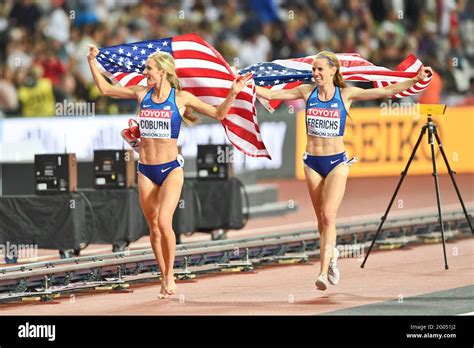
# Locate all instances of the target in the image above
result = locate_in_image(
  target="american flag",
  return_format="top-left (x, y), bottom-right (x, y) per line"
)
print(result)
top-left (240, 53), bottom-right (432, 112)
top-left (95, 33), bottom-right (271, 159)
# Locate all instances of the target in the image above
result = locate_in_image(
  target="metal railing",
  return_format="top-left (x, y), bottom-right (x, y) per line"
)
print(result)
top-left (0, 205), bottom-right (472, 302)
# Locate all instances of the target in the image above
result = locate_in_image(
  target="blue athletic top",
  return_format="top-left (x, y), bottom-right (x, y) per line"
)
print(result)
top-left (138, 87), bottom-right (182, 139)
top-left (305, 86), bottom-right (348, 138)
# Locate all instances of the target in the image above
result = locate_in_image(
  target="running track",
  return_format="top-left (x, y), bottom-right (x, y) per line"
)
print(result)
top-left (0, 174), bottom-right (472, 315)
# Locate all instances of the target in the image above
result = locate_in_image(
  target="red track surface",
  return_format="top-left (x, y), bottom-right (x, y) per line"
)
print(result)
top-left (0, 174), bottom-right (473, 314)
top-left (7, 173), bottom-right (472, 257)
top-left (0, 238), bottom-right (472, 315)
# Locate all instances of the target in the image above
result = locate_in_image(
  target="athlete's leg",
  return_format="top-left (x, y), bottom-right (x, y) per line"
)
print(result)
top-left (157, 167), bottom-right (184, 294)
top-left (138, 172), bottom-right (168, 298)
top-left (304, 165), bottom-right (325, 271)
top-left (318, 163), bottom-right (350, 276)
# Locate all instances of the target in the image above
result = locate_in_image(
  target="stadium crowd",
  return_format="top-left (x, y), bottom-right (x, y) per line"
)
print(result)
top-left (0, 0), bottom-right (472, 117)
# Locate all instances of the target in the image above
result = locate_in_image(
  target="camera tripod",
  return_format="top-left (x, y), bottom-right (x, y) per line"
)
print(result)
top-left (361, 107), bottom-right (473, 270)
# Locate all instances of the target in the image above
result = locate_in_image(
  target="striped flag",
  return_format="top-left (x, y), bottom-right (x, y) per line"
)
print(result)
top-left (240, 53), bottom-right (432, 112)
top-left (373, 54), bottom-right (431, 98)
top-left (95, 33), bottom-right (271, 159)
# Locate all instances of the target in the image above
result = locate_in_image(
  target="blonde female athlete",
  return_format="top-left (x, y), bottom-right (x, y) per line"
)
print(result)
top-left (256, 51), bottom-right (432, 291)
top-left (87, 45), bottom-right (252, 298)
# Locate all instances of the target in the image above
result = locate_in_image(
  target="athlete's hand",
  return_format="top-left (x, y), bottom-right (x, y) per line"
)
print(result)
top-left (128, 119), bottom-right (140, 139)
top-left (183, 106), bottom-right (194, 119)
top-left (231, 73), bottom-right (253, 96)
top-left (415, 66), bottom-right (433, 82)
top-left (87, 44), bottom-right (100, 61)
top-left (120, 128), bottom-right (140, 153)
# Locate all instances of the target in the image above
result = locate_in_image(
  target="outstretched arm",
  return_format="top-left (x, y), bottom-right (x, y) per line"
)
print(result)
top-left (87, 44), bottom-right (144, 99)
top-left (255, 84), bottom-right (307, 100)
top-left (347, 66), bottom-right (433, 102)
top-left (183, 73), bottom-right (253, 120)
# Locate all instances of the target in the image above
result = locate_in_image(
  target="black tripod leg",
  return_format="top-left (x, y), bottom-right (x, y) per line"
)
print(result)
top-left (429, 129), bottom-right (449, 270)
top-left (434, 132), bottom-right (474, 234)
top-left (361, 125), bottom-right (427, 268)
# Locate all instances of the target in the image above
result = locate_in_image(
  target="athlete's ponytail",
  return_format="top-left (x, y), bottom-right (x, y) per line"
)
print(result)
top-left (147, 51), bottom-right (199, 125)
top-left (333, 68), bottom-right (346, 89)
top-left (166, 72), bottom-right (181, 90)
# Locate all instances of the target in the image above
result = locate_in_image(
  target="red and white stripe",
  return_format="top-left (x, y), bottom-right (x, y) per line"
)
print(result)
top-left (373, 54), bottom-right (432, 98)
top-left (98, 33), bottom-right (271, 159)
top-left (260, 53), bottom-right (431, 111)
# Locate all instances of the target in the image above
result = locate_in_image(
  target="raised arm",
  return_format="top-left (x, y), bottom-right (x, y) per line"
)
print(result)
top-left (255, 84), bottom-right (307, 101)
top-left (182, 73), bottom-right (253, 120)
top-left (346, 66), bottom-right (433, 102)
top-left (87, 44), bottom-right (144, 99)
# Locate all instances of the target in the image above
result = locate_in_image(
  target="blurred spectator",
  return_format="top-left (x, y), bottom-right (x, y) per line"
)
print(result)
top-left (458, 0), bottom-right (473, 58)
top-left (6, 28), bottom-right (33, 71)
top-left (43, 0), bottom-right (70, 45)
top-left (2, 0), bottom-right (472, 117)
top-left (8, 0), bottom-right (41, 33)
top-left (0, 64), bottom-right (19, 116)
top-left (17, 65), bottom-right (55, 117)
top-left (249, 0), bottom-right (280, 38)
top-left (238, 17), bottom-right (271, 67)
top-left (34, 44), bottom-right (67, 86)
top-left (377, 9), bottom-right (406, 66)
top-left (71, 23), bottom-right (106, 87)
top-left (53, 73), bottom-right (78, 105)
top-left (73, 0), bottom-right (100, 27)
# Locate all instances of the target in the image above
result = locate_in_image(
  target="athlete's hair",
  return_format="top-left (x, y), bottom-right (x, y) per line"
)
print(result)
top-left (314, 51), bottom-right (347, 88)
top-left (148, 51), bottom-right (181, 90)
top-left (147, 51), bottom-right (199, 125)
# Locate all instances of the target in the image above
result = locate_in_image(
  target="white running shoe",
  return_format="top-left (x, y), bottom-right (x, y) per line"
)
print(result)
top-left (315, 274), bottom-right (329, 291)
top-left (328, 247), bottom-right (340, 285)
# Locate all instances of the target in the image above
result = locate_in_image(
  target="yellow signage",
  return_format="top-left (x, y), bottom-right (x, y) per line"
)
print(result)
top-left (296, 106), bottom-right (474, 178)
top-left (418, 104), bottom-right (447, 116)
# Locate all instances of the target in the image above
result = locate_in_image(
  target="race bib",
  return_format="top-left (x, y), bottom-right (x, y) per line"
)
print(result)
top-left (138, 109), bottom-right (172, 138)
top-left (306, 107), bottom-right (341, 138)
